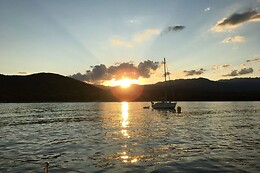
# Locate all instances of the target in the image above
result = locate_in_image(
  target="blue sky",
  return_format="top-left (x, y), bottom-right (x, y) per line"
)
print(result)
top-left (0, 0), bottom-right (259, 84)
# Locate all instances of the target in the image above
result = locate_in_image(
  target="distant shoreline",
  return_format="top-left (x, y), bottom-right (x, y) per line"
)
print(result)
top-left (1, 73), bottom-right (259, 102)
top-left (1, 100), bottom-right (260, 104)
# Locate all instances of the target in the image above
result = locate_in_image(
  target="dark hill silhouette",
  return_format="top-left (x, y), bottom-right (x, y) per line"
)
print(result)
top-left (0, 73), bottom-right (106, 102)
top-left (139, 77), bottom-right (260, 101)
top-left (0, 73), bottom-right (259, 102)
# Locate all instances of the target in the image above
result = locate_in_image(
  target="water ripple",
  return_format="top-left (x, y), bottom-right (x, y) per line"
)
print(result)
top-left (0, 102), bottom-right (259, 172)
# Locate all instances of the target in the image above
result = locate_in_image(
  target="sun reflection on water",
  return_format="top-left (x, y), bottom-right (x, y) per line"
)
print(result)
top-left (121, 102), bottom-right (130, 138)
top-left (121, 102), bottom-right (128, 125)
top-left (120, 102), bottom-right (139, 163)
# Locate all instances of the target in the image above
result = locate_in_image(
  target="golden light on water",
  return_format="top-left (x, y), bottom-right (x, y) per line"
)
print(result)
top-left (131, 158), bottom-right (138, 163)
top-left (119, 151), bottom-right (139, 163)
top-left (121, 151), bottom-right (128, 163)
top-left (121, 102), bottom-right (129, 128)
top-left (122, 121), bottom-right (129, 127)
top-left (120, 102), bottom-right (139, 164)
top-left (121, 102), bottom-right (130, 138)
top-left (121, 129), bottom-right (130, 138)
top-left (121, 155), bottom-right (129, 159)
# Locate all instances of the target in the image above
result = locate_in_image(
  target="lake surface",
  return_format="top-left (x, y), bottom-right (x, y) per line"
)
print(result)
top-left (0, 102), bottom-right (259, 173)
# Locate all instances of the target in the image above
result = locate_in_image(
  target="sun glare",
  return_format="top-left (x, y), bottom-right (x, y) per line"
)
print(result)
top-left (115, 78), bottom-right (137, 88)
top-left (103, 77), bottom-right (141, 88)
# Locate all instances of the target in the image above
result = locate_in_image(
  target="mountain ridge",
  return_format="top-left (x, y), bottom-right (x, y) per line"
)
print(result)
top-left (0, 73), bottom-right (106, 102)
top-left (0, 73), bottom-right (259, 102)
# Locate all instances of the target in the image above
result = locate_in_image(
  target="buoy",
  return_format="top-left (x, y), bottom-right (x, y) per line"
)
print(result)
top-left (177, 106), bottom-right (181, 113)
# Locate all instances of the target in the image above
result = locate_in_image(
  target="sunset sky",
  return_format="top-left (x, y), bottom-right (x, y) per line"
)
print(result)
top-left (0, 0), bottom-right (260, 85)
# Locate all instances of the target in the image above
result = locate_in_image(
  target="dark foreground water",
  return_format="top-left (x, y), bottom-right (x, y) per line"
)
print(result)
top-left (0, 102), bottom-right (259, 173)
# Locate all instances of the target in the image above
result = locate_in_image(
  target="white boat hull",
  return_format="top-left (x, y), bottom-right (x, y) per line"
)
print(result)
top-left (151, 101), bottom-right (176, 110)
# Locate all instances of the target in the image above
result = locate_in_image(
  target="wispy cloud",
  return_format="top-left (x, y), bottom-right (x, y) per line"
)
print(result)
top-left (69, 60), bottom-right (160, 83)
top-left (223, 67), bottom-right (254, 77)
top-left (111, 38), bottom-right (133, 48)
top-left (211, 64), bottom-right (230, 70)
top-left (127, 19), bottom-right (142, 25)
top-left (211, 65), bottom-right (218, 70)
top-left (222, 64), bottom-right (231, 68)
top-left (161, 25), bottom-right (185, 35)
top-left (111, 38), bottom-right (123, 45)
top-left (183, 68), bottom-right (206, 76)
top-left (168, 25), bottom-right (185, 31)
top-left (246, 56), bottom-right (260, 63)
top-left (212, 9), bottom-right (260, 32)
top-left (18, 72), bottom-right (28, 74)
top-left (126, 16), bottom-right (146, 25)
top-left (133, 29), bottom-right (160, 42)
top-left (128, 19), bottom-right (139, 24)
top-left (222, 35), bottom-right (245, 43)
top-left (204, 7), bottom-right (211, 12)
top-left (111, 28), bottom-right (159, 48)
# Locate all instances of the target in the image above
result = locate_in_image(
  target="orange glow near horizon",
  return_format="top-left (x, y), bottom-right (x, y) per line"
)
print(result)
top-left (104, 78), bottom-right (139, 88)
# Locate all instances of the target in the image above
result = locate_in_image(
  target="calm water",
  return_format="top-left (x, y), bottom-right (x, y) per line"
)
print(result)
top-left (0, 102), bottom-right (259, 173)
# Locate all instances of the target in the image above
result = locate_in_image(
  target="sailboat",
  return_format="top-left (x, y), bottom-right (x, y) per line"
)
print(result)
top-left (151, 58), bottom-right (177, 110)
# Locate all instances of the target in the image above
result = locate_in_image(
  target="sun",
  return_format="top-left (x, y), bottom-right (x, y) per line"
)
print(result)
top-left (115, 78), bottom-right (137, 88)
top-left (103, 78), bottom-right (141, 88)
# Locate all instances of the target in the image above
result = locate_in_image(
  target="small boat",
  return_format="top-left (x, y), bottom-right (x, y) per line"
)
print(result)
top-left (143, 106), bottom-right (150, 109)
top-left (151, 58), bottom-right (177, 110)
top-left (151, 101), bottom-right (176, 109)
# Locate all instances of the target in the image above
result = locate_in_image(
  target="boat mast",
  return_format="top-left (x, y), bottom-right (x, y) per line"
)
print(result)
top-left (163, 58), bottom-right (168, 101)
top-left (163, 58), bottom-right (166, 82)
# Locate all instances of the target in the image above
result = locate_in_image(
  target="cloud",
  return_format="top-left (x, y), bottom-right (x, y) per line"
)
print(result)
top-left (222, 64), bottom-right (231, 68)
top-left (239, 67), bottom-right (254, 75)
top-left (90, 64), bottom-right (109, 81)
top-left (70, 64), bottom-right (108, 82)
top-left (69, 60), bottom-right (160, 83)
top-left (111, 38), bottom-right (133, 48)
top-left (126, 17), bottom-right (144, 25)
top-left (223, 67), bottom-right (254, 76)
top-left (204, 7), bottom-right (211, 12)
top-left (240, 64), bottom-right (246, 68)
top-left (161, 25), bottom-right (185, 35)
top-left (69, 72), bottom-right (88, 81)
top-left (107, 62), bottom-right (139, 80)
top-left (169, 25), bottom-right (185, 31)
top-left (111, 28), bottom-right (159, 47)
top-left (246, 56), bottom-right (260, 62)
top-left (127, 19), bottom-right (141, 25)
top-left (126, 17), bottom-right (145, 25)
top-left (211, 64), bottom-right (230, 70)
top-left (211, 65), bottom-right (218, 70)
top-left (222, 36), bottom-right (245, 43)
top-left (212, 9), bottom-right (260, 32)
top-left (183, 68), bottom-right (206, 76)
top-left (133, 29), bottom-right (160, 42)
top-left (223, 70), bottom-right (239, 77)
top-left (111, 38), bottom-right (123, 45)
top-left (18, 72), bottom-right (28, 74)
top-left (138, 60), bottom-right (160, 78)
